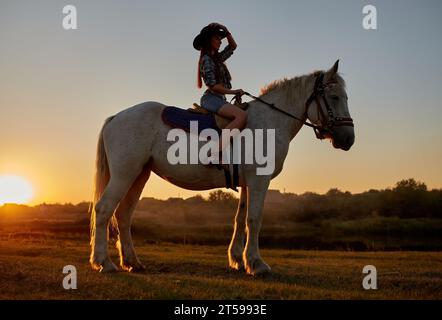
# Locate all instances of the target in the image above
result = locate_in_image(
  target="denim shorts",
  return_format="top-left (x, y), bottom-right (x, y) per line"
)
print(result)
top-left (200, 93), bottom-right (227, 113)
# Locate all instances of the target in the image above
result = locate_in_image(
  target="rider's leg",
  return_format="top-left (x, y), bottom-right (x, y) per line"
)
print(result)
top-left (216, 103), bottom-right (247, 152)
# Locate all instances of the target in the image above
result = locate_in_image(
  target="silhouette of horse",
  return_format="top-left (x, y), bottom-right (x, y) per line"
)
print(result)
top-left (89, 60), bottom-right (354, 275)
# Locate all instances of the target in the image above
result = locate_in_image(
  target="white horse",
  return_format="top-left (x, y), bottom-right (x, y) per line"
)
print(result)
top-left (89, 60), bottom-right (354, 275)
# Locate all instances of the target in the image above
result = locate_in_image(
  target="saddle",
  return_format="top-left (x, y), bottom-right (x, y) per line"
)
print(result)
top-left (161, 101), bottom-right (249, 192)
top-left (161, 102), bottom-right (249, 132)
top-left (187, 102), bottom-right (249, 130)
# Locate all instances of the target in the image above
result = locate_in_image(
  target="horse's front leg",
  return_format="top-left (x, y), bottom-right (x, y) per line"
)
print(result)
top-left (243, 178), bottom-right (271, 276)
top-left (228, 186), bottom-right (247, 270)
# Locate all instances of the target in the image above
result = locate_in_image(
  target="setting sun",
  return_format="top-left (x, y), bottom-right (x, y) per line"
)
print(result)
top-left (0, 174), bottom-right (34, 206)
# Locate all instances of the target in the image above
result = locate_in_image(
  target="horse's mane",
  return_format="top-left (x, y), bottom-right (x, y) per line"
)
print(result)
top-left (259, 71), bottom-right (346, 105)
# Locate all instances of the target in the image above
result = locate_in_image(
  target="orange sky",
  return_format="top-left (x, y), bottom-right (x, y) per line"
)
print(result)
top-left (1, 1), bottom-right (441, 205)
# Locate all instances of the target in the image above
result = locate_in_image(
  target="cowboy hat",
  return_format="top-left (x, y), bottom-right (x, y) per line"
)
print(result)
top-left (193, 25), bottom-right (229, 51)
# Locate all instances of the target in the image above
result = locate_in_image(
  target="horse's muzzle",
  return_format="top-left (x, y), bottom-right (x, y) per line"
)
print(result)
top-left (331, 127), bottom-right (355, 151)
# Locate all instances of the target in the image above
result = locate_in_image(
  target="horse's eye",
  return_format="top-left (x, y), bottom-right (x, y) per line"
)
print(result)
top-left (331, 96), bottom-right (339, 101)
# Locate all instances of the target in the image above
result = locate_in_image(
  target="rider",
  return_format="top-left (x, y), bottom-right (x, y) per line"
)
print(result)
top-left (194, 23), bottom-right (247, 161)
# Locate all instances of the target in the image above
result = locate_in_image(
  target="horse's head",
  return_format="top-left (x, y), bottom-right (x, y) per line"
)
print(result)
top-left (306, 60), bottom-right (355, 151)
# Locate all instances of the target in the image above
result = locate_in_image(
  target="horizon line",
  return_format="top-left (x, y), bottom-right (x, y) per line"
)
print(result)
top-left (2, 181), bottom-right (440, 208)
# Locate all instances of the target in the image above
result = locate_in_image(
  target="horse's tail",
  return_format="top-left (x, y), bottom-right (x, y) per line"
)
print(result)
top-left (89, 115), bottom-right (115, 244)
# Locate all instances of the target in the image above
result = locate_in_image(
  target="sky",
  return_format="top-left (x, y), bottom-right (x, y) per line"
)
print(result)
top-left (0, 0), bottom-right (441, 205)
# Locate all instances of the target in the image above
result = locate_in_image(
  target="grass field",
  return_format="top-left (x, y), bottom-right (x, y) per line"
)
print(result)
top-left (1, 238), bottom-right (441, 299)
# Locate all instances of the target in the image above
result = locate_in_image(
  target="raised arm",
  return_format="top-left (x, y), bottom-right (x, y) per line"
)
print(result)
top-left (209, 23), bottom-right (237, 61)
top-left (225, 32), bottom-right (237, 50)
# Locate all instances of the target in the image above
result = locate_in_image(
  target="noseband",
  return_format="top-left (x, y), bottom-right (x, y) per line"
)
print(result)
top-left (305, 72), bottom-right (354, 139)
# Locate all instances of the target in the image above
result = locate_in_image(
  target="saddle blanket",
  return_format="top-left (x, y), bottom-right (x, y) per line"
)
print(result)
top-left (161, 106), bottom-right (239, 192)
top-left (161, 106), bottom-right (220, 134)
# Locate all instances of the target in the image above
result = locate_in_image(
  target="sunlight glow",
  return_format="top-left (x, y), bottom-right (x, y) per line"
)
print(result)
top-left (0, 174), bottom-right (34, 205)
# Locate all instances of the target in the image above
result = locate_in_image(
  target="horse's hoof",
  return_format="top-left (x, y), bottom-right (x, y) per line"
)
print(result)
top-left (245, 258), bottom-right (271, 276)
top-left (122, 261), bottom-right (146, 273)
top-left (228, 255), bottom-right (245, 271)
top-left (128, 264), bottom-right (146, 273)
top-left (90, 261), bottom-right (101, 271)
top-left (229, 261), bottom-right (244, 271)
top-left (99, 260), bottom-right (119, 273)
top-left (129, 266), bottom-right (145, 273)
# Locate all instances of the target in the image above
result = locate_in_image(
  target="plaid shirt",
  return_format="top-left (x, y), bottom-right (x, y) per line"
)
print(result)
top-left (200, 45), bottom-right (235, 95)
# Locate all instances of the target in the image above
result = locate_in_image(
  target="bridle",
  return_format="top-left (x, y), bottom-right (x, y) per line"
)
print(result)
top-left (304, 72), bottom-right (354, 139)
top-left (233, 72), bottom-right (354, 140)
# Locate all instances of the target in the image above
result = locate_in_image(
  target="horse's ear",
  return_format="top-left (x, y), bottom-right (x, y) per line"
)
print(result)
top-left (330, 59), bottom-right (339, 74)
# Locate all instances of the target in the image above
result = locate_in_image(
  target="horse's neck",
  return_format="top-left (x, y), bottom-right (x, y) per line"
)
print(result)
top-left (248, 74), bottom-right (315, 141)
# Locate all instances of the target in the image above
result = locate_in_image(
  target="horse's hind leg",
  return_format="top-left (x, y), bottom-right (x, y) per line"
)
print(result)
top-left (91, 170), bottom-right (142, 272)
top-left (228, 186), bottom-right (247, 270)
top-left (114, 166), bottom-right (151, 272)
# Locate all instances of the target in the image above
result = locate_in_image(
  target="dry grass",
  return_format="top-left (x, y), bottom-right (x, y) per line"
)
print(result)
top-left (0, 238), bottom-right (441, 299)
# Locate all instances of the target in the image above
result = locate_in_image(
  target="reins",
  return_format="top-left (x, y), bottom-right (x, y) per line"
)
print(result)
top-left (241, 92), bottom-right (319, 130)
top-left (232, 72), bottom-right (354, 140)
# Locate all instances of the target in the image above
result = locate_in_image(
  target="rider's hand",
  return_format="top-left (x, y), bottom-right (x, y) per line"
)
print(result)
top-left (234, 89), bottom-right (245, 96)
top-left (209, 22), bottom-right (229, 33)
top-left (219, 24), bottom-right (229, 33)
